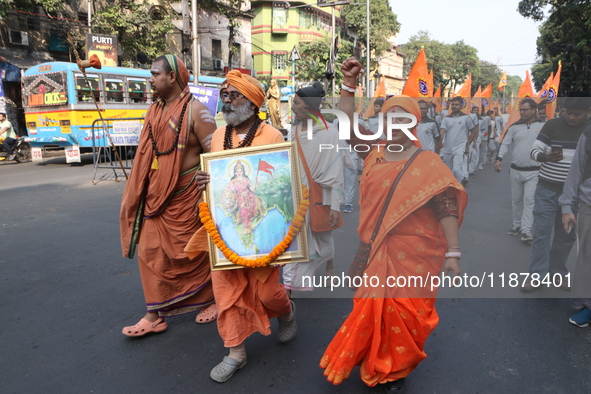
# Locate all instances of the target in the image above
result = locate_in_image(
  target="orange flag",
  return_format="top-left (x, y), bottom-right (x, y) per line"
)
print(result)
top-left (500, 70), bottom-right (536, 141)
top-left (546, 61), bottom-right (561, 119)
top-left (356, 84), bottom-right (364, 115)
top-left (498, 70), bottom-right (508, 91)
top-left (538, 72), bottom-right (554, 98)
top-left (434, 85), bottom-right (442, 113)
top-left (454, 73), bottom-right (472, 113)
top-left (480, 83), bottom-right (492, 111)
top-left (362, 78), bottom-right (386, 119)
top-left (402, 47), bottom-right (430, 98)
top-left (427, 70), bottom-right (434, 98)
top-left (472, 85), bottom-right (482, 110)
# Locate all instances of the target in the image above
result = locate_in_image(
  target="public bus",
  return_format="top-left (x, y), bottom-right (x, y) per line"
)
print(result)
top-left (22, 62), bottom-right (225, 150)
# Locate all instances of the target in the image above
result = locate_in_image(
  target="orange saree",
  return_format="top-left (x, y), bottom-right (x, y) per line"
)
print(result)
top-left (120, 88), bottom-right (213, 317)
top-left (320, 149), bottom-right (467, 386)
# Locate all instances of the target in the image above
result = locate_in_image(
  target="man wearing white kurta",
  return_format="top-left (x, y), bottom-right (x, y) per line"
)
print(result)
top-left (283, 82), bottom-right (344, 293)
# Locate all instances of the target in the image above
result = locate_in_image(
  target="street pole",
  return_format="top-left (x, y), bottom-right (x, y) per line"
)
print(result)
top-left (87, 0), bottom-right (92, 33)
top-left (191, 0), bottom-right (200, 80)
top-left (331, 5), bottom-right (336, 103)
top-left (366, 0), bottom-right (370, 97)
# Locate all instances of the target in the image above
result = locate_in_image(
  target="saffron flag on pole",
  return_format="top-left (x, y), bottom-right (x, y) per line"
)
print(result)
top-left (453, 73), bottom-right (472, 113)
top-left (258, 159), bottom-right (275, 177)
top-left (402, 47), bottom-right (430, 98)
top-left (498, 70), bottom-right (508, 91)
top-left (480, 83), bottom-right (492, 111)
top-left (538, 72), bottom-right (554, 99)
top-left (356, 84), bottom-right (364, 115)
top-left (547, 61), bottom-right (561, 120)
top-left (500, 70), bottom-right (535, 142)
top-left (472, 85), bottom-right (482, 110)
top-left (427, 70), bottom-right (434, 98)
top-left (434, 85), bottom-right (442, 113)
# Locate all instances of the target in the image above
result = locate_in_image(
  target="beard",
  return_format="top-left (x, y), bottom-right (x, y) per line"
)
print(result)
top-left (222, 100), bottom-right (254, 126)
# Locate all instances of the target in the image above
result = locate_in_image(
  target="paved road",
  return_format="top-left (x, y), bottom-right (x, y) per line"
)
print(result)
top-left (1, 153), bottom-right (590, 393)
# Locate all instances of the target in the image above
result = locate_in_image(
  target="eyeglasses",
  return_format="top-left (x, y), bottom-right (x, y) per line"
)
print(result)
top-left (519, 108), bottom-right (534, 112)
top-left (221, 91), bottom-right (245, 101)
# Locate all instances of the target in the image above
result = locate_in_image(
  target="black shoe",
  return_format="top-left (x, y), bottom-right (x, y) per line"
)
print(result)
top-left (382, 378), bottom-right (405, 393)
top-left (461, 178), bottom-right (469, 185)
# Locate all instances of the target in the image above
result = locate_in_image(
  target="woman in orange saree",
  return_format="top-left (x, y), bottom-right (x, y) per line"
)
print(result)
top-left (320, 58), bottom-right (468, 392)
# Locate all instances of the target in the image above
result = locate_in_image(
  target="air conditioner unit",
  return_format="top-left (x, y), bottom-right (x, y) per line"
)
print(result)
top-left (9, 30), bottom-right (29, 46)
top-left (213, 59), bottom-right (223, 70)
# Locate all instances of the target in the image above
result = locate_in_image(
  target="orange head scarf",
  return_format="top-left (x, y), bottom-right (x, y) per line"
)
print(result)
top-left (163, 55), bottom-right (190, 90)
top-left (381, 95), bottom-right (423, 148)
top-left (224, 70), bottom-right (265, 108)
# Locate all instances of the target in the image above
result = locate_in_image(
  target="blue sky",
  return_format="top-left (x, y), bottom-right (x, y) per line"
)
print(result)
top-left (391, 0), bottom-right (542, 79)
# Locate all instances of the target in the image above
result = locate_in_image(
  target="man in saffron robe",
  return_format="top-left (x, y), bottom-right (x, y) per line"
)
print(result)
top-left (320, 57), bottom-right (468, 392)
top-left (119, 55), bottom-right (217, 336)
top-left (186, 70), bottom-right (294, 383)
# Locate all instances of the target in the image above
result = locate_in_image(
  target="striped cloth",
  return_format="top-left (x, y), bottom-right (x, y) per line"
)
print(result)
top-left (530, 117), bottom-right (591, 191)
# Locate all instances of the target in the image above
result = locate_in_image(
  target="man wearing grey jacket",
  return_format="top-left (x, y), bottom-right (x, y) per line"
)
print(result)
top-left (495, 98), bottom-right (544, 242)
top-left (559, 124), bottom-right (591, 327)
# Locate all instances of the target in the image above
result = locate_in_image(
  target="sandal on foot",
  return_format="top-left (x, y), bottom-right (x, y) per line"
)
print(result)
top-left (210, 356), bottom-right (247, 383)
top-left (196, 304), bottom-right (218, 324)
top-left (277, 300), bottom-right (297, 344)
top-left (122, 317), bottom-right (167, 337)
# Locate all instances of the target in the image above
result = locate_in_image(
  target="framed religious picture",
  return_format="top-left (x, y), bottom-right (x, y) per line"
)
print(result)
top-left (200, 142), bottom-right (309, 271)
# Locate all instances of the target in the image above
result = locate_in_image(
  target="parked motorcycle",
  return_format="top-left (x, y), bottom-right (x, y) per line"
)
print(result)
top-left (0, 137), bottom-right (31, 162)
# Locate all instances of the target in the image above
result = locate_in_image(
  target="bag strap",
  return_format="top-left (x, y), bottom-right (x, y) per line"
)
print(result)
top-left (295, 126), bottom-right (316, 197)
top-left (368, 148), bottom-right (423, 243)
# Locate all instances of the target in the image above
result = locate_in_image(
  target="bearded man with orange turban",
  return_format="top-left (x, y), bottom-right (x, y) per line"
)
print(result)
top-left (120, 55), bottom-right (218, 336)
top-left (186, 70), bottom-right (295, 383)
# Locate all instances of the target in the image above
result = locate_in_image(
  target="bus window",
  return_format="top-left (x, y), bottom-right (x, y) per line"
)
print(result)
top-left (105, 78), bottom-right (124, 103)
top-left (128, 78), bottom-right (149, 104)
top-left (75, 73), bottom-right (101, 103)
top-left (22, 71), bottom-right (68, 107)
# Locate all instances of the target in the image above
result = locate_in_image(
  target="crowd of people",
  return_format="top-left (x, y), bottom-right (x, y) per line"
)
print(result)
top-left (117, 54), bottom-right (591, 392)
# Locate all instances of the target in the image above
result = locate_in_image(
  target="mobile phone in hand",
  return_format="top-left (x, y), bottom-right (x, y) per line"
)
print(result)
top-left (551, 145), bottom-right (563, 156)
top-left (568, 222), bottom-right (575, 234)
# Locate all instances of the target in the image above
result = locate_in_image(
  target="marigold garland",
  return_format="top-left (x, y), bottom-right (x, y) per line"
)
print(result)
top-left (199, 185), bottom-right (310, 268)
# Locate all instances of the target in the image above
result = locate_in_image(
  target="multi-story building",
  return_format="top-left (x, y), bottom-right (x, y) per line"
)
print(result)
top-left (250, 0), bottom-right (344, 85)
top-left (375, 35), bottom-right (405, 96)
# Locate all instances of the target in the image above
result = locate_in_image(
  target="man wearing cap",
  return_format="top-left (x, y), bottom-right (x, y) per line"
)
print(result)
top-left (283, 82), bottom-right (344, 295)
top-left (119, 55), bottom-right (218, 336)
top-left (186, 70), bottom-right (295, 383)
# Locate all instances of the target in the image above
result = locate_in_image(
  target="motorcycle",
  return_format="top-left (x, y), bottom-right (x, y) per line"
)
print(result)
top-left (0, 137), bottom-right (31, 162)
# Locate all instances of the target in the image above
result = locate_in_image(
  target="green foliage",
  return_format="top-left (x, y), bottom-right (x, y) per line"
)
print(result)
top-left (341, 0), bottom-right (400, 58)
top-left (1, 0), bottom-right (65, 17)
top-left (92, 0), bottom-right (174, 64)
top-left (297, 35), bottom-right (353, 87)
top-left (0, 0), bottom-right (12, 17)
top-left (472, 61), bottom-right (503, 96)
top-left (518, 0), bottom-right (591, 94)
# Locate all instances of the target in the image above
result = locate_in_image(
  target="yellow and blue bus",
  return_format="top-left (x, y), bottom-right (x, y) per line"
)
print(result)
top-left (22, 62), bottom-right (224, 149)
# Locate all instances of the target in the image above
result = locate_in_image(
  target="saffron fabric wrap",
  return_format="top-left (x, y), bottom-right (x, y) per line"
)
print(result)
top-left (320, 148), bottom-right (467, 386)
top-left (187, 122), bottom-right (290, 347)
top-left (119, 86), bottom-right (214, 317)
